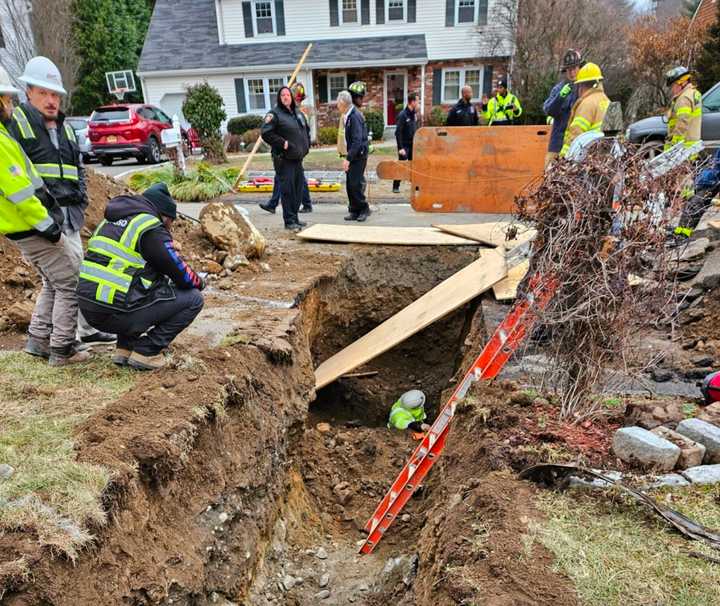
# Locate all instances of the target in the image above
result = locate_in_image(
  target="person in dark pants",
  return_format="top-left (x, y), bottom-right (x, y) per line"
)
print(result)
top-left (393, 92), bottom-right (419, 193)
top-left (260, 86), bottom-right (311, 230)
top-left (446, 86), bottom-right (479, 126)
top-left (77, 184), bottom-right (205, 371)
top-left (260, 82), bottom-right (313, 215)
top-left (339, 83), bottom-right (370, 222)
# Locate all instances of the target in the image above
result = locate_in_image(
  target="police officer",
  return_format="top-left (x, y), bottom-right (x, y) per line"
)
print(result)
top-left (339, 82), bottom-right (371, 221)
top-left (446, 85), bottom-right (479, 126)
top-left (393, 92), bottom-right (419, 193)
top-left (261, 86), bottom-right (311, 230)
top-left (482, 78), bottom-right (522, 126)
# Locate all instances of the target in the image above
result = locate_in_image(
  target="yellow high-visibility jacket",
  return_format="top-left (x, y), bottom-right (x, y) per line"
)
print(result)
top-left (0, 122), bottom-right (54, 236)
top-left (560, 85), bottom-right (610, 158)
top-left (665, 83), bottom-right (702, 152)
top-left (482, 92), bottom-right (522, 125)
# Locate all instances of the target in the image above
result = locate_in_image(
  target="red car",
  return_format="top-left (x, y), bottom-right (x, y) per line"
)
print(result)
top-left (89, 103), bottom-right (198, 166)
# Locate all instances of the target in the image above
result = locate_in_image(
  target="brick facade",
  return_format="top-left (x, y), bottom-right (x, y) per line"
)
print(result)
top-left (694, 0), bottom-right (718, 30)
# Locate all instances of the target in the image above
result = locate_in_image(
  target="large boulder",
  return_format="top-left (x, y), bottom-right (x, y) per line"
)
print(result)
top-left (199, 202), bottom-right (266, 260)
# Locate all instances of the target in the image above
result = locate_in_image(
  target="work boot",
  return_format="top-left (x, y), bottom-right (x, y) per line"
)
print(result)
top-left (356, 209), bottom-right (372, 222)
top-left (344, 213), bottom-right (359, 221)
top-left (297, 220), bottom-right (308, 228)
top-left (24, 334), bottom-right (50, 359)
top-left (48, 343), bottom-right (91, 367)
top-left (111, 347), bottom-right (133, 367)
top-left (259, 202), bottom-right (276, 214)
top-left (81, 331), bottom-right (117, 345)
top-left (284, 223), bottom-right (303, 231)
top-left (392, 187), bottom-right (400, 194)
top-left (299, 206), bottom-right (313, 213)
top-left (128, 352), bottom-right (166, 371)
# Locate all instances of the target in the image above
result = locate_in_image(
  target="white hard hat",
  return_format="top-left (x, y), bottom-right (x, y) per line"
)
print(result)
top-left (0, 66), bottom-right (20, 96)
top-left (19, 56), bottom-right (66, 95)
top-left (400, 390), bottom-right (426, 410)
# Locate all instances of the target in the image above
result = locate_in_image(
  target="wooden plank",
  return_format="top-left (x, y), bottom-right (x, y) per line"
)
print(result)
top-left (433, 222), bottom-right (536, 250)
top-left (297, 224), bottom-right (480, 246)
top-left (314, 250), bottom-right (508, 389)
top-left (493, 259), bottom-right (530, 301)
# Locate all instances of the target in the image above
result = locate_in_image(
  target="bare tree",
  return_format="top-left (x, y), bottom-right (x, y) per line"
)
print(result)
top-left (0, 0), bottom-right (34, 86)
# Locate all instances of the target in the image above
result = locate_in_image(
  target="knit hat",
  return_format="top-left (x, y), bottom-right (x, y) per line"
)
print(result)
top-left (497, 77), bottom-right (508, 89)
top-left (143, 183), bottom-right (177, 219)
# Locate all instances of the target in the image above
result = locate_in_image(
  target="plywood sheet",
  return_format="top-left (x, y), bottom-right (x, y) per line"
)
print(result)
top-left (314, 250), bottom-right (508, 389)
top-left (493, 260), bottom-right (530, 301)
top-left (433, 222), bottom-right (536, 250)
top-left (297, 224), bottom-right (479, 246)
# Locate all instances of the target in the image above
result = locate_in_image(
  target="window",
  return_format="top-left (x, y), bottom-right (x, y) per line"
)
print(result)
top-left (341, 0), bottom-right (359, 24)
top-left (254, 1), bottom-right (274, 34)
top-left (457, 0), bottom-right (476, 23)
top-left (703, 85), bottom-right (720, 113)
top-left (246, 76), bottom-right (289, 111)
top-left (388, 0), bottom-right (405, 21)
top-left (329, 73), bottom-right (348, 101)
top-left (442, 67), bottom-right (483, 103)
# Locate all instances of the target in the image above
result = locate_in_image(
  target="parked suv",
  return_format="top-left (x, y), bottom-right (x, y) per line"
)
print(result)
top-left (627, 81), bottom-right (720, 156)
top-left (89, 104), bottom-right (178, 166)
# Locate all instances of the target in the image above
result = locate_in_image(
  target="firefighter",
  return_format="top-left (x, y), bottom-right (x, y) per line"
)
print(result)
top-left (392, 92), bottom-right (419, 193)
top-left (447, 85), bottom-right (479, 127)
top-left (260, 86), bottom-right (311, 230)
top-left (543, 49), bottom-right (584, 169)
top-left (482, 78), bottom-right (522, 126)
top-left (559, 63), bottom-right (610, 158)
top-left (664, 66), bottom-right (702, 155)
top-left (77, 183), bottom-right (205, 371)
top-left (8, 56), bottom-right (116, 354)
top-left (387, 390), bottom-right (431, 438)
top-left (259, 82), bottom-right (313, 216)
top-left (339, 82), bottom-right (371, 222)
top-left (0, 66), bottom-right (89, 366)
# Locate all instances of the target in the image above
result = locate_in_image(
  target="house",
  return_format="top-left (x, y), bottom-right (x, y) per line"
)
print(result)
top-left (693, 0), bottom-right (718, 29)
top-left (138, 0), bottom-right (513, 138)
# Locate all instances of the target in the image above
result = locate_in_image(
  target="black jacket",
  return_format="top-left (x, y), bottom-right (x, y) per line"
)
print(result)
top-left (7, 102), bottom-right (87, 231)
top-left (261, 103), bottom-right (310, 161)
top-left (446, 99), bottom-right (479, 127)
top-left (345, 107), bottom-right (369, 163)
top-left (395, 107), bottom-right (418, 158)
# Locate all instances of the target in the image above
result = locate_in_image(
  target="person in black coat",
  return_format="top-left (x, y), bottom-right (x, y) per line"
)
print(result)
top-left (393, 92), bottom-right (419, 193)
top-left (339, 82), bottom-right (370, 221)
top-left (446, 86), bottom-right (479, 127)
top-left (260, 86), bottom-right (311, 230)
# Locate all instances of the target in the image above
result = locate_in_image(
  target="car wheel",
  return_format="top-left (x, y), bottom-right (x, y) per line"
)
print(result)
top-left (638, 139), bottom-right (664, 161)
top-left (146, 137), bottom-right (162, 164)
top-left (100, 157), bottom-right (114, 167)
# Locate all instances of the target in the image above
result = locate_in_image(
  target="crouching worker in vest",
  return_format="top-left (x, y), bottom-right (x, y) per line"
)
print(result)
top-left (387, 390), bottom-right (431, 440)
top-left (77, 183), bottom-right (205, 371)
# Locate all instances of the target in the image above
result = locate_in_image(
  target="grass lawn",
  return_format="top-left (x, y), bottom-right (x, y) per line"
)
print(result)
top-left (529, 486), bottom-right (720, 606)
top-left (0, 352), bottom-right (135, 559)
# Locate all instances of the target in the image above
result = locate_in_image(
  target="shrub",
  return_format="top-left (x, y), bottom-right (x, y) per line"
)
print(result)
top-left (242, 128), bottom-right (270, 153)
top-left (363, 109), bottom-right (385, 140)
top-left (182, 82), bottom-right (227, 163)
top-left (318, 126), bottom-right (339, 146)
top-left (227, 114), bottom-right (264, 136)
top-left (427, 106), bottom-right (447, 127)
top-left (224, 133), bottom-right (244, 153)
top-left (127, 162), bottom-right (240, 202)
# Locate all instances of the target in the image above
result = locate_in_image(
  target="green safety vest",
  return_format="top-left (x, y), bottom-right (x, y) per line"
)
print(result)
top-left (483, 92), bottom-right (523, 125)
top-left (387, 399), bottom-right (426, 430)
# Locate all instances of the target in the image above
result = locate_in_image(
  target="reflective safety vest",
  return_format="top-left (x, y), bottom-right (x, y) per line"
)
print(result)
top-left (560, 86), bottom-right (610, 157)
top-left (79, 213), bottom-right (163, 308)
top-left (0, 122), bottom-right (54, 236)
top-left (666, 84), bottom-right (702, 154)
top-left (483, 92), bottom-right (523, 125)
top-left (387, 399), bottom-right (426, 430)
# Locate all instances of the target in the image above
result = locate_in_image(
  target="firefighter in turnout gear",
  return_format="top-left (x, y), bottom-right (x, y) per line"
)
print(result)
top-left (482, 78), bottom-right (522, 126)
top-left (559, 63), bottom-right (610, 158)
top-left (77, 184), bottom-right (205, 371)
top-left (388, 390), bottom-right (431, 439)
top-left (664, 66), bottom-right (702, 155)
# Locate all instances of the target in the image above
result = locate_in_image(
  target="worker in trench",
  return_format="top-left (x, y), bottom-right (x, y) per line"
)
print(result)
top-left (76, 183), bottom-right (205, 371)
top-left (481, 77), bottom-right (523, 126)
top-left (338, 82), bottom-right (371, 222)
top-left (387, 390), bottom-right (431, 439)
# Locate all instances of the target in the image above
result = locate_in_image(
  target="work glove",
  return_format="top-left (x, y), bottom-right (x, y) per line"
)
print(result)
top-left (560, 83), bottom-right (572, 98)
top-left (40, 222), bottom-right (62, 243)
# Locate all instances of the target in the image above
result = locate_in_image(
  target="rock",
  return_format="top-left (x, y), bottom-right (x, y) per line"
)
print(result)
top-left (203, 259), bottom-right (224, 274)
top-left (698, 402), bottom-right (720, 426)
top-left (218, 512), bottom-right (229, 524)
top-left (314, 589), bottom-right (331, 599)
top-left (4, 268), bottom-right (35, 288)
top-left (650, 368), bottom-right (673, 383)
top-left (333, 481), bottom-right (353, 506)
top-left (681, 307), bottom-right (706, 325)
top-left (316, 422), bottom-right (331, 433)
top-left (260, 262), bottom-right (272, 272)
top-left (624, 400), bottom-right (687, 430)
top-left (648, 473), bottom-right (690, 488)
top-left (682, 464), bottom-right (720, 484)
top-left (686, 367), bottom-right (712, 380)
top-left (676, 419), bottom-right (720, 463)
top-left (199, 201), bottom-right (267, 259)
top-left (319, 573), bottom-right (330, 588)
top-left (691, 355), bottom-right (714, 367)
top-left (223, 253), bottom-right (250, 271)
top-left (401, 514), bottom-right (411, 522)
top-left (0, 464), bottom-right (15, 481)
top-left (378, 555), bottom-right (419, 590)
top-left (612, 427), bottom-right (681, 471)
top-left (680, 237), bottom-right (710, 261)
top-left (694, 246), bottom-right (720, 290)
top-left (651, 426), bottom-right (706, 469)
top-left (6, 300), bottom-right (34, 328)
top-left (682, 339), bottom-right (699, 350)
top-left (684, 286), bottom-right (705, 302)
top-left (281, 575), bottom-right (296, 591)
top-left (315, 547), bottom-right (328, 560)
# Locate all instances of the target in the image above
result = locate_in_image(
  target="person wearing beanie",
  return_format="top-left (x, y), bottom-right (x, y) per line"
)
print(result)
top-left (481, 77), bottom-right (522, 126)
top-left (77, 183), bottom-right (205, 370)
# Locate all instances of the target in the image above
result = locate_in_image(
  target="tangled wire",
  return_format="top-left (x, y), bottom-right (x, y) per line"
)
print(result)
top-left (515, 140), bottom-right (703, 421)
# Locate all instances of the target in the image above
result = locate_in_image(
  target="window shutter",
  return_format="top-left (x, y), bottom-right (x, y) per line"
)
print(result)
top-left (242, 1), bottom-right (254, 37)
top-left (408, 0), bottom-right (417, 22)
top-left (275, 0), bottom-right (286, 35)
top-left (318, 75), bottom-right (329, 103)
top-left (329, 0), bottom-right (339, 26)
top-left (376, 0), bottom-right (385, 24)
top-left (445, 0), bottom-right (455, 26)
top-left (361, 0), bottom-right (370, 24)
top-left (478, 0), bottom-right (488, 25)
top-left (432, 69), bottom-right (442, 105)
top-left (483, 65), bottom-right (493, 96)
top-left (235, 79), bottom-right (247, 113)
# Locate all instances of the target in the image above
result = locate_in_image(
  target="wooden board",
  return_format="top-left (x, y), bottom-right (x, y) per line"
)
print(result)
top-left (493, 259), bottom-right (530, 301)
top-left (297, 224), bottom-right (480, 246)
top-left (433, 222), bottom-right (536, 250)
top-left (314, 250), bottom-right (508, 389)
top-left (376, 125), bottom-right (550, 214)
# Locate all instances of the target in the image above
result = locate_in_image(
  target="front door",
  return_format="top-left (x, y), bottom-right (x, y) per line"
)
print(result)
top-left (385, 72), bottom-right (407, 127)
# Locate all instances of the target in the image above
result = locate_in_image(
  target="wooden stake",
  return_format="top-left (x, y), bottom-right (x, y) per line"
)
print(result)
top-left (233, 43), bottom-right (314, 190)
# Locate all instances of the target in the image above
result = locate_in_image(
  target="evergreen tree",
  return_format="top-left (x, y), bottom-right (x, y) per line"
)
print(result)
top-left (695, 3), bottom-right (720, 93)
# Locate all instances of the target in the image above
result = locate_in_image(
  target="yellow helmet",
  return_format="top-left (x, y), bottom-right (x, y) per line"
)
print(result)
top-left (574, 62), bottom-right (603, 84)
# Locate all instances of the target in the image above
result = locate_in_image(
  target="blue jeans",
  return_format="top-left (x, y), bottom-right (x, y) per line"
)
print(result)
top-left (268, 173), bottom-right (312, 209)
